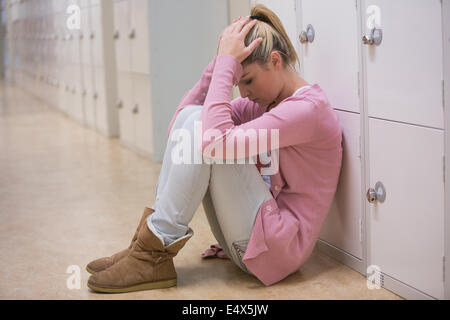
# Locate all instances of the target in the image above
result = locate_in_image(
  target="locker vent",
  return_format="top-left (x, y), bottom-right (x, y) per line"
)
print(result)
top-left (379, 273), bottom-right (385, 287)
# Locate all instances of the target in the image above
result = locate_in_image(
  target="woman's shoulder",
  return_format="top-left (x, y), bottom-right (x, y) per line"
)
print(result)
top-left (289, 84), bottom-right (330, 109)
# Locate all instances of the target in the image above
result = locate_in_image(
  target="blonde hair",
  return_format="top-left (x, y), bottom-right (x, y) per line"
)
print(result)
top-left (243, 3), bottom-right (299, 72)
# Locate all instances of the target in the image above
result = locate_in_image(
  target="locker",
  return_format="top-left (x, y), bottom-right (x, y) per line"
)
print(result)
top-left (91, 4), bottom-right (103, 67)
top-left (93, 65), bottom-right (107, 134)
top-left (362, 0), bottom-right (446, 299)
top-left (80, 6), bottom-right (96, 129)
top-left (300, 0), bottom-right (360, 113)
top-left (368, 119), bottom-right (444, 299)
top-left (113, 0), bottom-right (132, 72)
top-left (362, 0), bottom-right (443, 128)
top-left (255, 0), bottom-right (448, 299)
top-left (117, 70), bottom-right (135, 147)
top-left (129, 0), bottom-right (150, 75)
top-left (132, 73), bottom-right (153, 155)
top-left (113, 0), bottom-right (153, 156)
top-left (319, 111), bottom-right (363, 261)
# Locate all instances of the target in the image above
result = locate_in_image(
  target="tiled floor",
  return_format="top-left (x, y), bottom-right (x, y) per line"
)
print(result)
top-left (0, 80), bottom-right (402, 300)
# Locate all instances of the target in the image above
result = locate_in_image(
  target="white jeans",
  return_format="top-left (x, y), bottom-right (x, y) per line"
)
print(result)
top-left (148, 105), bottom-right (274, 274)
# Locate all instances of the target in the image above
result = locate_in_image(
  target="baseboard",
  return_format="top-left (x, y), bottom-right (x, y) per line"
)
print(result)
top-left (315, 239), bottom-right (441, 300)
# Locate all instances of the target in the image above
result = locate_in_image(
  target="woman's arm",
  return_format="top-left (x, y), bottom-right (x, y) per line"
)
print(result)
top-left (200, 54), bottom-right (319, 160)
top-left (167, 56), bottom-right (217, 138)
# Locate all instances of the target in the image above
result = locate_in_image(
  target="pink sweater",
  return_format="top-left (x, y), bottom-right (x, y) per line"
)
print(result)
top-left (168, 55), bottom-right (343, 286)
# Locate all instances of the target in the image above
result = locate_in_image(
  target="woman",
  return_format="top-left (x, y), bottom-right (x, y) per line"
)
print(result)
top-left (86, 4), bottom-right (343, 293)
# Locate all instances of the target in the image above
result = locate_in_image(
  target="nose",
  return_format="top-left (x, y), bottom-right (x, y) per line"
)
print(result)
top-left (237, 84), bottom-right (250, 99)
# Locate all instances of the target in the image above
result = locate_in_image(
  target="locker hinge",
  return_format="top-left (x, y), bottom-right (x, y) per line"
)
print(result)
top-left (443, 256), bottom-right (445, 283)
top-left (357, 71), bottom-right (361, 97)
top-left (444, 155), bottom-right (446, 184)
top-left (358, 135), bottom-right (361, 159)
top-left (443, 80), bottom-right (445, 110)
top-left (355, 0), bottom-right (358, 9)
top-left (359, 218), bottom-right (362, 242)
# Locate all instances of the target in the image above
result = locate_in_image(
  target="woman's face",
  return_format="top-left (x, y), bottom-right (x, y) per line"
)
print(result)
top-left (237, 56), bottom-right (283, 110)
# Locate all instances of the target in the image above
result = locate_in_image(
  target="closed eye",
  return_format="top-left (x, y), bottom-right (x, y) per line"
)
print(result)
top-left (245, 79), bottom-right (252, 85)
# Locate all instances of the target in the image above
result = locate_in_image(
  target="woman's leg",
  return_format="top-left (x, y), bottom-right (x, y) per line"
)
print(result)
top-left (149, 104), bottom-right (274, 276)
top-left (202, 160), bottom-right (274, 275)
top-left (148, 105), bottom-right (211, 246)
top-left (150, 105), bottom-right (204, 210)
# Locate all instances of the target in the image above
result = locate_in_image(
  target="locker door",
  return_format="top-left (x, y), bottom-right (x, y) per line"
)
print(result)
top-left (132, 73), bottom-right (153, 155)
top-left (91, 4), bottom-right (103, 68)
top-left (117, 71), bottom-right (135, 147)
top-left (299, 0), bottom-right (360, 113)
top-left (319, 111), bottom-right (363, 260)
top-left (66, 30), bottom-right (77, 118)
top-left (73, 29), bottom-right (85, 124)
top-left (129, 0), bottom-right (150, 74)
top-left (80, 6), bottom-right (96, 129)
top-left (362, 0), bottom-right (443, 128)
top-left (93, 66), bottom-right (107, 134)
top-left (368, 119), bottom-right (444, 299)
top-left (113, 0), bottom-right (132, 72)
top-left (363, 0), bottom-right (445, 299)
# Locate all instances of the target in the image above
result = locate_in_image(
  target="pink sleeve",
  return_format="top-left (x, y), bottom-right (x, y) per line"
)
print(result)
top-left (167, 56), bottom-right (217, 137)
top-left (229, 97), bottom-right (254, 125)
top-left (200, 54), bottom-right (318, 160)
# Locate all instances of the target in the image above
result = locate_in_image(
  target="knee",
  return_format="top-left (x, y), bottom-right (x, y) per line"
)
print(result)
top-left (172, 105), bottom-right (203, 131)
top-left (179, 105), bottom-right (203, 121)
top-left (181, 108), bottom-right (202, 131)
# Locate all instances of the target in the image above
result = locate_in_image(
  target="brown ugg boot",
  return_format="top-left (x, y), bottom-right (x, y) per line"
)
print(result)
top-left (87, 216), bottom-right (193, 293)
top-left (85, 207), bottom-right (155, 274)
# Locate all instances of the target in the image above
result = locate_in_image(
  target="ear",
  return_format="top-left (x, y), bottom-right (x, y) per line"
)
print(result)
top-left (270, 51), bottom-right (283, 70)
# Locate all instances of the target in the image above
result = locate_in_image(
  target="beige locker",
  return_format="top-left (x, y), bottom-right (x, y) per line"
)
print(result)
top-left (255, 0), bottom-right (448, 299)
top-left (113, 0), bottom-right (132, 72)
top-left (362, 0), bottom-right (446, 299)
top-left (116, 70), bottom-right (135, 148)
top-left (129, 0), bottom-right (150, 75)
top-left (113, 0), bottom-right (153, 157)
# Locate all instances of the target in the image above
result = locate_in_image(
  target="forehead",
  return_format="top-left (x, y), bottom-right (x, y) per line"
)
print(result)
top-left (242, 62), bottom-right (263, 77)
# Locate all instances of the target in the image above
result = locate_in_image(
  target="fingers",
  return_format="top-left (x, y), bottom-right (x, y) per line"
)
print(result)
top-left (229, 15), bottom-right (251, 33)
top-left (245, 37), bottom-right (263, 55)
top-left (239, 18), bottom-right (258, 36)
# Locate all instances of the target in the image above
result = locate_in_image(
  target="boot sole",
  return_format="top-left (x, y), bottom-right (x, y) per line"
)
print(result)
top-left (85, 266), bottom-right (97, 275)
top-left (87, 278), bottom-right (177, 293)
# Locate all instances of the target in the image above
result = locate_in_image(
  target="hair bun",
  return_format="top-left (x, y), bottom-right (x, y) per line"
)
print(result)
top-left (249, 15), bottom-right (270, 24)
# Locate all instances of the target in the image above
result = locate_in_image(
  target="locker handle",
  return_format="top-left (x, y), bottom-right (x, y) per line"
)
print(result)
top-left (113, 30), bottom-right (120, 39)
top-left (132, 104), bottom-right (139, 114)
top-left (299, 24), bottom-right (315, 44)
top-left (362, 27), bottom-right (383, 46)
top-left (366, 181), bottom-right (386, 203)
top-left (129, 29), bottom-right (136, 39)
top-left (90, 32), bottom-right (95, 39)
top-left (93, 92), bottom-right (98, 100)
top-left (116, 100), bottom-right (123, 109)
